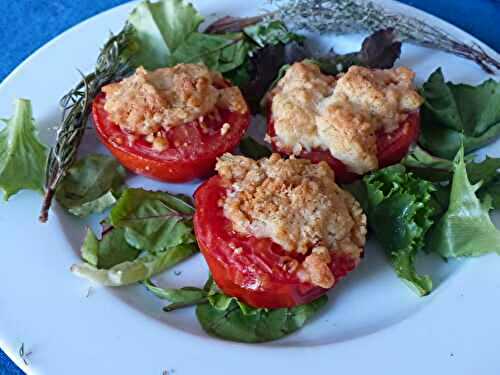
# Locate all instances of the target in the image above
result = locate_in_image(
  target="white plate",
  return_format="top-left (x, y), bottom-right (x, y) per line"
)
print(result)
top-left (1, 1), bottom-right (499, 374)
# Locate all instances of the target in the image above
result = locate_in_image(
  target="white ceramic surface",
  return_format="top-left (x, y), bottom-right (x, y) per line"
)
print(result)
top-left (1, 1), bottom-right (499, 374)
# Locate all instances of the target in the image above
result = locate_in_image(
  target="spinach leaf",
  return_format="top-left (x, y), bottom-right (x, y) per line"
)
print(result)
top-left (110, 188), bottom-right (195, 253)
top-left (428, 148), bottom-right (500, 258)
top-left (144, 279), bottom-right (208, 311)
top-left (196, 294), bottom-right (327, 343)
top-left (358, 165), bottom-right (435, 295)
top-left (55, 154), bottom-right (126, 217)
top-left (239, 137), bottom-right (272, 160)
top-left (419, 68), bottom-right (500, 159)
top-left (0, 99), bottom-right (47, 200)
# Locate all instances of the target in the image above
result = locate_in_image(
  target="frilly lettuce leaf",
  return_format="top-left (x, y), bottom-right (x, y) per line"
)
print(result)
top-left (55, 154), bottom-right (126, 217)
top-left (355, 165), bottom-right (435, 296)
top-left (428, 148), bottom-right (500, 258)
top-left (0, 99), bottom-right (47, 200)
top-left (419, 68), bottom-right (500, 159)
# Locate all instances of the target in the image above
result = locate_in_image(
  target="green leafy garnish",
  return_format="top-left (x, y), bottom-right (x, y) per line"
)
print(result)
top-left (196, 292), bottom-right (327, 343)
top-left (239, 137), bottom-right (272, 160)
top-left (72, 243), bottom-right (198, 286)
top-left (0, 99), bottom-right (47, 200)
top-left (243, 20), bottom-right (304, 48)
top-left (55, 154), bottom-right (126, 217)
top-left (145, 276), bottom-right (327, 342)
top-left (355, 165), bottom-right (435, 296)
top-left (128, 0), bottom-right (204, 69)
top-left (109, 188), bottom-right (195, 254)
top-left (428, 148), bottom-right (500, 258)
top-left (144, 279), bottom-right (208, 311)
top-left (171, 32), bottom-right (250, 73)
top-left (72, 188), bottom-right (198, 286)
top-left (419, 68), bottom-right (500, 159)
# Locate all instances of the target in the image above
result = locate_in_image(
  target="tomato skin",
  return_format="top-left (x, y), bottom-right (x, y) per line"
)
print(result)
top-left (266, 111), bottom-right (420, 183)
top-left (194, 175), bottom-right (359, 309)
top-left (92, 92), bottom-right (250, 183)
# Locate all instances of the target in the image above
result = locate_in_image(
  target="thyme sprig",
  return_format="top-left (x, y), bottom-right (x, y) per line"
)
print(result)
top-left (269, 0), bottom-right (500, 73)
top-left (39, 26), bottom-right (135, 222)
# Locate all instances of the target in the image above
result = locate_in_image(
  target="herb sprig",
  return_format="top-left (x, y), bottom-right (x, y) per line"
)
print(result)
top-left (39, 26), bottom-right (135, 222)
top-left (269, 0), bottom-right (500, 73)
top-left (210, 0), bottom-right (500, 74)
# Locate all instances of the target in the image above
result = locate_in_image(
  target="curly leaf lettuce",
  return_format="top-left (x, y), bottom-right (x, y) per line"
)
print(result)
top-left (428, 148), bottom-right (500, 258)
top-left (359, 165), bottom-right (435, 295)
top-left (0, 99), bottom-right (47, 200)
top-left (419, 68), bottom-right (500, 159)
top-left (55, 154), bottom-right (126, 217)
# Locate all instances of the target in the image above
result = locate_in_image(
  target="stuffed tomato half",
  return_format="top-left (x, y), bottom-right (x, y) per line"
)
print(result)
top-left (194, 153), bottom-right (367, 309)
top-left (266, 62), bottom-right (423, 183)
top-left (92, 64), bottom-right (250, 182)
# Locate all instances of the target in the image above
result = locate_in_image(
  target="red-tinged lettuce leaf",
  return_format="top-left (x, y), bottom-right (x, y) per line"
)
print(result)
top-left (315, 28), bottom-right (401, 75)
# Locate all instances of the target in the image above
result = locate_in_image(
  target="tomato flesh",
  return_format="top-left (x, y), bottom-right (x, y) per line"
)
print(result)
top-left (92, 92), bottom-right (250, 182)
top-left (194, 175), bottom-right (359, 309)
top-left (267, 111), bottom-right (420, 183)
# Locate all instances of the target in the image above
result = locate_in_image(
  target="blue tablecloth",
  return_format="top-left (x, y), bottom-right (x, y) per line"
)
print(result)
top-left (1, 0), bottom-right (499, 373)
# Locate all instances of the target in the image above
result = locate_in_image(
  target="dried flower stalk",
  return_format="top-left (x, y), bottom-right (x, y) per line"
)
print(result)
top-left (267, 0), bottom-right (500, 73)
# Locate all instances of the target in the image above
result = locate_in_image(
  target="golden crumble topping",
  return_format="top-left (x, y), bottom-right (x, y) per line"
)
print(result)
top-left (102, 64), bottom-right (248, 135)
top-left (216, 153), bottom-right (367, 289)
top-left (269, 61), bottom-right (423, 174)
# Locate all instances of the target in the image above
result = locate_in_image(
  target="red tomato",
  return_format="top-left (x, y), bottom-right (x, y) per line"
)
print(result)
top-left (267, 111), bottom-right (420, 183)
top-left (194, 175), bottom-right (359, 309)
top-left (92, 92), bottom-right (250, 182)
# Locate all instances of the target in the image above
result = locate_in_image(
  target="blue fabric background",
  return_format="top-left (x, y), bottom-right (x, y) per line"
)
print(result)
top-left (0, 0), bottom-right (498, 373)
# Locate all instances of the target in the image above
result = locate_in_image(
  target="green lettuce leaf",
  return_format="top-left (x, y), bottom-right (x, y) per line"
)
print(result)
top-left (243, 20), bottom-right (304, 48)
top-left (171, 32), bottom-right (250, 73)
top-left (109, 188), bottom-right (195, 253)
top-left (55, 154), bottom-right (126, 217)
top-left (419, 68), bottom-right (500, 159)
top-left (359, 165), bottom-right (435, 295)
top-left (428, 148), bottom-right (500, 258)
top-left (128, 0), bottom-right (204, 69)
top-left (71, 243), bottom-right (198, 286)
top-left (0, 99), bottom-right (47, 200)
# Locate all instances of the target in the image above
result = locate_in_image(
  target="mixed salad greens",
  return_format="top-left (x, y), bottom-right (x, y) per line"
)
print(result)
top-left (1, 0), bottom-right (500, 343)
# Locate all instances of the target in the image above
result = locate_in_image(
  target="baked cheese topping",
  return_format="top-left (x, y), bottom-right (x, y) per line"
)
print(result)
top-left (102, 64), bottom-right (248, 135)
top-left (216, 153), bottom-right (366, 288)
top-left (270, 62), bottom-right (423, 174)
